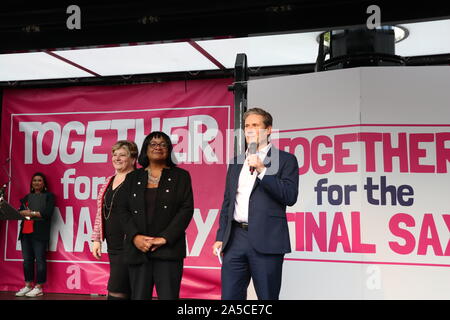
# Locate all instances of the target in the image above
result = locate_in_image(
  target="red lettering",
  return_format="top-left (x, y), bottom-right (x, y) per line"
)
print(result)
top-left (351, 211), bottom-right (376, 253)
top-left (409, 133), bottom-right (435, 173)
top-left (276, 131), bottom-right (449, 175)
top-left (388, 213), bottom-right (416, 254)
top-left (417, 214), bottom-right (443, 256)
top-left (436, 132), bottom-right (450, 173)
top-left (292, 212), bottom-right (305, 251)
top-left (290, 137), bottom-right (311, 175)
top-left (358, 132), bottom-right (382, 172)
top-left (311, 136), bottom-right (333, 174)
top-left (334, 133), bottom-right (358, 172)
top-left (328, 212), bottom-right (351, 252)
top-left (383, 133), bottom-right (409, 172)
top-left (305, 212), bottom-right (327, 252)
top-left (443, 215), bottom-right (450, 256)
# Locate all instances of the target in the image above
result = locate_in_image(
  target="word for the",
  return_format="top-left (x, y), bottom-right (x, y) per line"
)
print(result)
top-left (315, 176), bottom-right (414, 206)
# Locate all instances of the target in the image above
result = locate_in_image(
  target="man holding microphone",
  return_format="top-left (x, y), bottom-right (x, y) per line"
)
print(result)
top-left (213, 107), bottom-right (299, 300)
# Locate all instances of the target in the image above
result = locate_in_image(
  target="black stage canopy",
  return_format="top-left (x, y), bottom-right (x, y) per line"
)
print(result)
top-left (1, 0), bottom-right (450, 53)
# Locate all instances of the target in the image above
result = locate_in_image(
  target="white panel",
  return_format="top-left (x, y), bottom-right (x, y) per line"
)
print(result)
top-left (248, 68), bottom-right (361, 130)
top-left (248, 69), bottom-right (364, 300)
top-left (54, 42), bottom-right (220, 76)
top-left (360, 66), bottom-right (450, 123)
top-left (198, 32), bottom-right (322, 68)
top-left (0, 52), bottom-right (93, 81)
top-left (396, 19), bottom-right (450, 56)
top-left (246, 66), bottom-right (450, 299)
top-left (281, 261), bottom-right (366, 300)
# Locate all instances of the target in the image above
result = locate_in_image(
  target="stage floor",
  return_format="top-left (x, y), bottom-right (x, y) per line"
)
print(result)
top-left (0, 291), bottom-right (106, 300)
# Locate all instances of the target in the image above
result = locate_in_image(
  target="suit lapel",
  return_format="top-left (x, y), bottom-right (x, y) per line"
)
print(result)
top-left (250, 177), bottom-right (260, 195)
top-left (228, 154), bottom-right (245, 203)
top-left (264, 147), bottom-right (273, 169)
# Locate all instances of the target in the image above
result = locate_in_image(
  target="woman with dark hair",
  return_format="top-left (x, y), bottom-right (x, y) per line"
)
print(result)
top-left (117, 131), bottom-right (194, 300)
top-left (15, 172), bottom-right (55, 297)
top-left (91, 140), bottom-right (138, 300)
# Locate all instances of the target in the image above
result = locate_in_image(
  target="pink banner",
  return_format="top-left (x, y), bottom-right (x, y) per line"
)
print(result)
top-left (0, 79), bottom-right (233, 299)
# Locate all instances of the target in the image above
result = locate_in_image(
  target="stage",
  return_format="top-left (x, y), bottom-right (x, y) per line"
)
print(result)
top-left (0, 291), bottom-right (106, 300)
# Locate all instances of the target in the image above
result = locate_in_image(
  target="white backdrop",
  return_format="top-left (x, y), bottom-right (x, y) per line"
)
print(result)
top-left (248, 66), bottom-right (450, 299)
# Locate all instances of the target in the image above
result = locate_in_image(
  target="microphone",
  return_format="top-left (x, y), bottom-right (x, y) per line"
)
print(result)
top-left (248, 142), bottom-right (257, 175)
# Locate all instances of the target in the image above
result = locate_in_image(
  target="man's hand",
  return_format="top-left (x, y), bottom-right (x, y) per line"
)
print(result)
top-left (247, 154), bottom-right (265, 174)
top-left (212, 241), bottom-right (223, 256)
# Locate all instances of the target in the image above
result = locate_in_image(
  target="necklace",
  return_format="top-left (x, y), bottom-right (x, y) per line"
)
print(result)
top-left (147, 169), bottom-right (161, 185)
top-left (103, 182), bottom-right (123, 220)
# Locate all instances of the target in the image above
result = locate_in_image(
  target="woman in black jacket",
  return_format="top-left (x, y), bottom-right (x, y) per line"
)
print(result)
top-left (15, 172), bottom-right (55, 298)
top-left (117, 131), bottom-right (194, 300)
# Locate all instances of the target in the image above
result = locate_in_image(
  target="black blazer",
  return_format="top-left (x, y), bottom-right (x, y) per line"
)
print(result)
top-left (216, 147), bottom-right (299, 254)
top-left (18, 192), bottom-right (55, 242)
top-left (117, 167), bottom-right (194, 265)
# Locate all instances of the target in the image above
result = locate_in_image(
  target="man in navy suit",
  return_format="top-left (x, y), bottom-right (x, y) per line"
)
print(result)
top-left (213, 107), bottom-right (299, 300)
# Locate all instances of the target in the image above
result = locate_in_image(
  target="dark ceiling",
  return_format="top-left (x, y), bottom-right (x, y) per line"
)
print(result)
top-left (1, 0), bottom-right (450, 53)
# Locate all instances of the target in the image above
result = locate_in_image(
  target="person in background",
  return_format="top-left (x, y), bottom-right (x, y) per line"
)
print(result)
top-left (16, 172), bottom-right (55, 297)
top-left (117, 131), bottom-right (194, 300)
top-left (91, 140), bottom-right (138, 300)
top-left (213, 107), bottom-right (299, 300)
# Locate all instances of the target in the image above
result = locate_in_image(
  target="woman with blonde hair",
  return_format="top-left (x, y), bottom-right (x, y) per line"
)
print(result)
top-left (91, 140), bottom-right (138, 300)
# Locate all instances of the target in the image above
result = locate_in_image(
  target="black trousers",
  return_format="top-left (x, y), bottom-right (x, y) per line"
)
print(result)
top-left (221, 225), bottom-right (284, 300)
top-left (21, 234), bottom-right (48, 284)
top-left (107, 253), bottom-right (131, 296)
top-left (128, 258), bottom-right (183, 300)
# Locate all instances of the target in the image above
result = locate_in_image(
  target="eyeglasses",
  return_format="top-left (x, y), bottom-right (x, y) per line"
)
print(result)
top-left (149, 142), bottom-right (169, 149)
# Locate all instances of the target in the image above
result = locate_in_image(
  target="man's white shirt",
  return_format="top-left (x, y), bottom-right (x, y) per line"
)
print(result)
top-left (233, 143), bottom-right (271, 223)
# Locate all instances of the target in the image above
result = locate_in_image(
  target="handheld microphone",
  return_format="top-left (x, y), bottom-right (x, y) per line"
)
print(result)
top-left (248, 142), bottom-right (257, 175)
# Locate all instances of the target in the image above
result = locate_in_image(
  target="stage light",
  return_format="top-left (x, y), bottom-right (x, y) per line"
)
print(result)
top-left (315, 26), bottom-right (409, 71)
